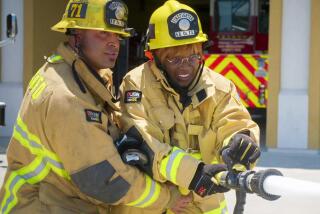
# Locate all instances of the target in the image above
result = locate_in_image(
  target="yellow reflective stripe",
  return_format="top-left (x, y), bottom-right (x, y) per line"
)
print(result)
top-left (0, 174), bottom-right (25, 214)
top-left (29, 74), bottom-right (43, 94)
top-left (169, 151), bottom-right (184, 184)
top-left (204, 200), bottom-right (228, 214)
top-left (28, 71), bottom-right (47, 100)
top-left (14, 116), bottom-right (70, 179)
top-left (240, 140), bottom-right (251, 161)
top-left (160, 155), bottom-right (170, 180)
top-left (32, 81), bottom-right (47, 100)
top-left (160, 147), bottom-right (188, 184)
top-left (190, 152), bottom-right (202, 160)
top-left (0, 170), bottom-right (25, 214)
top-left (126, 175), bottom-right (161, 208)
top-left (211, 159), bottom-right (219, 164)
top-left (0, 156), bottom-right (53, 214)
top-left (0, 116), bottom-right (70, 213)
top-left (28, 70), bottom-right (41, 89)
top-left (49, 54), bottom-right (63, 63)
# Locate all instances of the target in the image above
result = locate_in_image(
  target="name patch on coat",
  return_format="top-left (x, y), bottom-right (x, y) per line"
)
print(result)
top-left (85, 109), bottom-right (102, 123)
top-left (124, 90), bottom-right (142, 103)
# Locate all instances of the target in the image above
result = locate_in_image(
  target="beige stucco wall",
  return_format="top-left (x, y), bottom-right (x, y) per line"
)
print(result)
top-left (266, 0), bottom-right (282, 148)
top-left (308, 0), bottom-right (320, 149)
top-left (24, 0), bottom-right (65, 91)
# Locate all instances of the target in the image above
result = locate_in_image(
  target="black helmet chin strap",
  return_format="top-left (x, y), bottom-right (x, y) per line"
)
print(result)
top-left (188, 60), bottom-right (204, 92)
top-left (74, 34), bottom-right (88, 62)
top-left (153, 55), bottom-right (205, 108)
top-left (67, 29), bottom-right (91, 67)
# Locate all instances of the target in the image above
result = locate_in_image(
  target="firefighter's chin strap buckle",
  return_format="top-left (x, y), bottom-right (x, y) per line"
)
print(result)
top-left (124, 28), bottom-right (136, 38)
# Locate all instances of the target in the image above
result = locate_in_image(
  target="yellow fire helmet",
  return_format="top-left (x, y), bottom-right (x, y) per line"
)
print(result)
top-left (147, 0), bottom-right (208, 50)
top-left (52, 0), bottom-right (131, 37)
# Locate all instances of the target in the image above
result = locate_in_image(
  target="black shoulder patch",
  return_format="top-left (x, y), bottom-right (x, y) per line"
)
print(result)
top-left (124, 90), bottom-right (142, 103)
top-left (85, 109), bottom-right (102, 124)
top-left (196, 89), bottom-right (207, 103)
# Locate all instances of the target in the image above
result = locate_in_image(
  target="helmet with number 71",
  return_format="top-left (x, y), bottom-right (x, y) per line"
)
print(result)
top-left (147, 0), bottom-right (208, 50)
top-left (52, 0), bottom-right (131, 37)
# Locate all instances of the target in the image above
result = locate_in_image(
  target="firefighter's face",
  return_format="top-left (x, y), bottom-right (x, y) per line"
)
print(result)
top-left (77, 30), bottom-right (120, 70)
top-left (163, 54), bottom-right (201, 87)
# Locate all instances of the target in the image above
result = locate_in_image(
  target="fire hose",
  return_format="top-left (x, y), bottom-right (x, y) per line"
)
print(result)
top-left (213, 164), bottom-right (320, 214)
top-left (213, 165), bottom-right (283, 214)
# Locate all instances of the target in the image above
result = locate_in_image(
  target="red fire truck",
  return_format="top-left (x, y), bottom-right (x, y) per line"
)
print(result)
top-left (204, 0), bottom-right (269, 109)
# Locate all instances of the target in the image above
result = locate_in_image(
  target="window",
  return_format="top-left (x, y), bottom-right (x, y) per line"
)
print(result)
top-left (214, 0), bottom-right (250, 32)
top-left (258, 0), bottom-right (269, 34)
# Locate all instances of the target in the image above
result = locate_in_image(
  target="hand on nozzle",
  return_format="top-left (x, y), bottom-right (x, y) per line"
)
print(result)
top-left (188, 163), bottom-right (230, 197)
top-left (221, 132), bottom-right (260, 170)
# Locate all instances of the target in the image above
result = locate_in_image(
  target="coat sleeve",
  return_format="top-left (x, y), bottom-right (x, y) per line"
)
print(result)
top-left (210, 78), bottom-right (260, 162)
top-left (44, 89), bottom-right (173, 210)
top-left (119, 74), bottom-right (201, 190)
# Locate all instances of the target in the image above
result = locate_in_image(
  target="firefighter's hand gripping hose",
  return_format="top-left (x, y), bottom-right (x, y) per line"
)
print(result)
top-left (188, 163), bottom-right (230, 197)
top-left (221, 132), bottom-right (261, 170)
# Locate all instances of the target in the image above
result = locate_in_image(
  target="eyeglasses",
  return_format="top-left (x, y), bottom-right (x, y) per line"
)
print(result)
top-left (166, 54), bottom-right (202, 66)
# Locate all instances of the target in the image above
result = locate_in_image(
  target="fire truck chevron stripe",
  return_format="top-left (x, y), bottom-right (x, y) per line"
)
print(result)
top-left (232, 57), bottom-right (263, 90)
top-left (204, 54), bottom-right (268, 108)
top-left (208, 55), bottom-right (226, 70)
top-left (237, 55), bottom-right (267, 85)
top-left (226, 72), bottom-right (258, 108)
top-left (228, 64), bottom-right (258, 96)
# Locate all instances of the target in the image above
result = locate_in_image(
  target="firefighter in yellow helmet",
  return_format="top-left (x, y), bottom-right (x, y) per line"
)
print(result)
top-left (0, 0), bottom-right (187, 213)
top-left (113, 0), bottom-right (261, 213)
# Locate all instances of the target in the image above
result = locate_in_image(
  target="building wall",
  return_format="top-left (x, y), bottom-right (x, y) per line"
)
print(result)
top-left (24, 0), bottom-right (66, 91)
top-left (277, 0), bottom-right (310, 149)
top-left (0, 0), bottom-right (24, 137)
top-left (266, 0), bottom-right (282, 148)
top-left (308, 0), bottom-right (320, 149)
top-left (0, 0), bottom-right (65, 137)
top-left (268, 0), bottom-right (319, 150)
